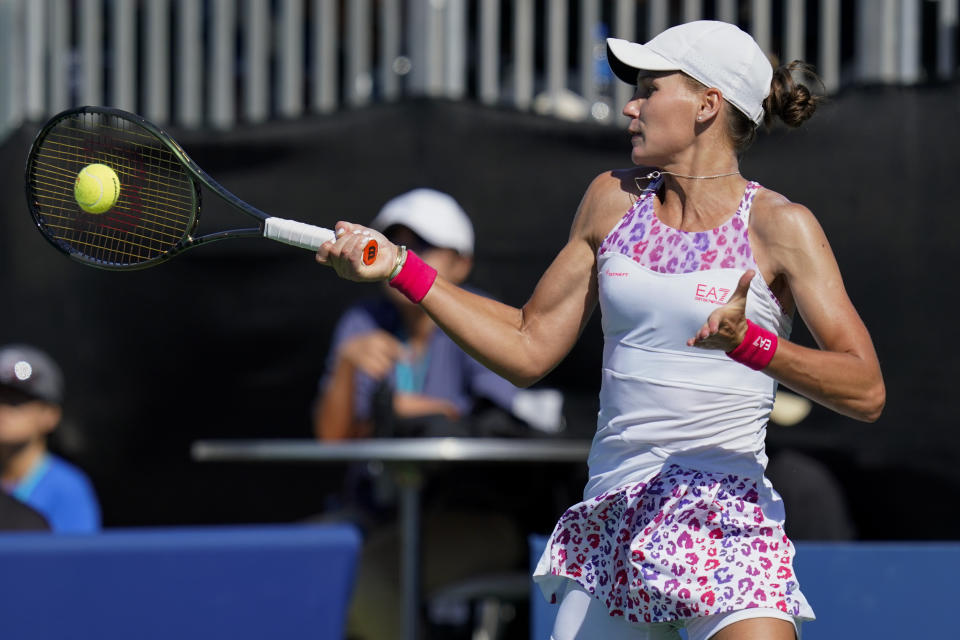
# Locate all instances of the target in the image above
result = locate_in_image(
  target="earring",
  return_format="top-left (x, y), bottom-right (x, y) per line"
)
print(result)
top-left (697, 115), bottom-right (702, 121)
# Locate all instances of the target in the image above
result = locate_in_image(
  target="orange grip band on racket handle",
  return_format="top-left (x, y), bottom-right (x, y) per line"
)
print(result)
top-left (361, 239), bottom-right (379, 266)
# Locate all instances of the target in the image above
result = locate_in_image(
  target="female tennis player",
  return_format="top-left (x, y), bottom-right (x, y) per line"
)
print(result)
top-left (318, 20), bottom-right (885, 640)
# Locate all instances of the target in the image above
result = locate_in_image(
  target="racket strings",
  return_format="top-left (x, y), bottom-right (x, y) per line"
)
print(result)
top-left (28, 111), bottom-right (198, 267)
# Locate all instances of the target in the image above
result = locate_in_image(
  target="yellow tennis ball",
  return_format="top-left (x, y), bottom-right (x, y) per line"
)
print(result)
top-left (74, 163), bottom-right (120, 214)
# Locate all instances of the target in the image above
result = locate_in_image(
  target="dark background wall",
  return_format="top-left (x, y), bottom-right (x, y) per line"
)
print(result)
top-left (1, 86), bottom-right (957, 539)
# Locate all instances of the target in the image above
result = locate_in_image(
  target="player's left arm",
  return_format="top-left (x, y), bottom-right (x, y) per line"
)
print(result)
top-left (690, 197), bottom-right (885, 422)
top-left (753, 200), bottom-right (885, 422)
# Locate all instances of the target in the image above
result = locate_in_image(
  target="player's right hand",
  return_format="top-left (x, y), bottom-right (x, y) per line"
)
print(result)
top-left (316, 221), bottom-right (398, 282)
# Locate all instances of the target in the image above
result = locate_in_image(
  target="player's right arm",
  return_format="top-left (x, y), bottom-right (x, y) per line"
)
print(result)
top-left (318, 172), bottom-right (629, 387)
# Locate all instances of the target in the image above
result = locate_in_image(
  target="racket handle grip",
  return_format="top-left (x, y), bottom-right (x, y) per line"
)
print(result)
top-left (263, 217), bottom-right (336, 251)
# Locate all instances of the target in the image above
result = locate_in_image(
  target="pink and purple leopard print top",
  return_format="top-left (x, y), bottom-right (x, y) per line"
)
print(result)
top-left (598, 176), bottom-right (760, 274)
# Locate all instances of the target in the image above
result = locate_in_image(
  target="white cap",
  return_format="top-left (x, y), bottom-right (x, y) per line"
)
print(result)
top-left (606, 21), bottom-right (772, 125)
top-left (370, 188), bottom-right (474, 255)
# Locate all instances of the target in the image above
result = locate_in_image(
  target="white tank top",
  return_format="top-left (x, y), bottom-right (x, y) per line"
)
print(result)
top-left (585, 178), bottom-right (792, 499)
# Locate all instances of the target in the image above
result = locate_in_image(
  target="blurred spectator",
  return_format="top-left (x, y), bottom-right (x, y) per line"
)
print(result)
top-left (0, 344), bottom-right (101, 533)
top-left (313, 188), bottom-right (563, 443)
top-left (313, 189), bottom-right (563, 639)
top-left (0, 491), bottom-right (49, 532)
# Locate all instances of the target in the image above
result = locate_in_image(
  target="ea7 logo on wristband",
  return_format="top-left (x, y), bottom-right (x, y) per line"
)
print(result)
top-left (753, 336), bottom-right (774, 351)
top-left (695, 283), bottom-right (731, 305)
top-left (726, 320), bottom-right (778, 370)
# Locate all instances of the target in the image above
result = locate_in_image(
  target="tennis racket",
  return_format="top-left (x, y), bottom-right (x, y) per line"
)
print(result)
top-left (24, 105), bottom-right (378, 270)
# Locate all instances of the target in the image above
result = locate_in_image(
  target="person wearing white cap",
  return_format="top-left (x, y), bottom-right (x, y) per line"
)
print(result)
top-left (314, 188), bottom-right (564, 640)
top-left (319, 20), bottom-right (884, 640)
top-left (314, 188), bottom-right (562, 442)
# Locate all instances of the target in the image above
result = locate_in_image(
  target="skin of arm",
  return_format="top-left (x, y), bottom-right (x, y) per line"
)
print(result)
top-left (320, 177), bottom-right (882, 421)
top-left (318, 172), bottom-right (631, 387)
top-left (689, 191), bottom-right (886, 422)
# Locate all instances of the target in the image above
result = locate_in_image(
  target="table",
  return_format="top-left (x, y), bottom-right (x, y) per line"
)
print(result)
top-left (191, 438), bottom-right (591, 640)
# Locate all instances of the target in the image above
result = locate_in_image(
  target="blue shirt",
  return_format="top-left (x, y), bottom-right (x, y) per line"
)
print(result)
top-left (8, 452), bottom-right (101, 533)
top-left (321, 296), bottom-right (519, 422)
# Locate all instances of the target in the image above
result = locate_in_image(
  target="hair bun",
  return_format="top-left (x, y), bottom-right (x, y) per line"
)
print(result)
top-left (764, 61), bottom-right (823, 128)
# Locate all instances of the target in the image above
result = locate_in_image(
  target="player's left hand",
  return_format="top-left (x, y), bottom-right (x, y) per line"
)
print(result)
top-left (687, 270), bottom-right (755, 352)
top-left (316, 222), bottom-right (397, 282)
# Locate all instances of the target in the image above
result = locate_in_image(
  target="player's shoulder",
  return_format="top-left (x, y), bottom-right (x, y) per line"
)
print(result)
top-left (750, 185), bottom-right (824, 245)
top-left (575, 167), bottom-right (648, 238)
top-left (585, 166), bottom-right (652, 200)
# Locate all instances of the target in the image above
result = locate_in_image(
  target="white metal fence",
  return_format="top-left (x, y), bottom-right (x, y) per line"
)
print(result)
top-left (0, 0), bottom-right (957, 139)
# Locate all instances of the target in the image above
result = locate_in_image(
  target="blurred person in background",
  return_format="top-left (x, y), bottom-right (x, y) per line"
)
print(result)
top-left (0, 490), bottom-right (50, 532)
top-left (314, 188), bottom-right (563, 444)
top-left (317, 20), bottom-right (884, 640)
top-left (313, 188), bottom-right (564, 639)
top-left (0, 344), bottom-right (101, 533)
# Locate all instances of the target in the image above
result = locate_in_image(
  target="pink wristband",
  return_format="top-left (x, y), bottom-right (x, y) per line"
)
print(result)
top-left (726, 320), bottom-right (778, 370)
top-left (389, 249), bottom-right (437, 303)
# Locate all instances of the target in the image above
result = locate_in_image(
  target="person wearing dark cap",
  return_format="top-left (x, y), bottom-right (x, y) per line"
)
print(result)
top-left (318, 20), bottom-right (884, 640)
top-left (0, 344), bottom-right (101, 533)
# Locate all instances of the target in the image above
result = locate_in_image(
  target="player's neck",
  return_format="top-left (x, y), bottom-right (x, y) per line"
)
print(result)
top-left (656, 176), bottom-right (747, 232)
